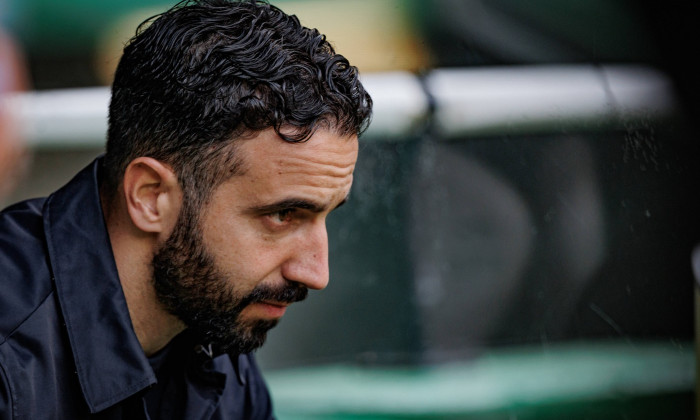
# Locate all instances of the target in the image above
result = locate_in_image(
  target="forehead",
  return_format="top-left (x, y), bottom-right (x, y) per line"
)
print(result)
top-left (237, 128), bottom-right (358, 173)
top-left (227, 128), bottom-right (359, 201)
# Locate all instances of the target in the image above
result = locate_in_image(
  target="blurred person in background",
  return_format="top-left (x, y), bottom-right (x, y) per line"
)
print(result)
top-left (0, 0), bottom-right (371, 419)
top-left (0, 26), bottom-right (28, 199)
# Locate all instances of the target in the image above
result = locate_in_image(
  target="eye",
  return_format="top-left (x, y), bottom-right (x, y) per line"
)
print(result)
top-left (264, 209), bottom-right (296, 229)
top-left (270, 209), bottom-right (294, 223)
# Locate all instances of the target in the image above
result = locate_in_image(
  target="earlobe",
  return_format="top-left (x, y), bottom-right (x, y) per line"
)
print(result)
top-left (122, 157), bottom-right (181, 234)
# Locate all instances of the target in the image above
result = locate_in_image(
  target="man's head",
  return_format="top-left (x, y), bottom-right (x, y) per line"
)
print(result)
top-left (104, 0), bottom-right (371, 204)
top-left (103, 0), bottom-right (371, 354)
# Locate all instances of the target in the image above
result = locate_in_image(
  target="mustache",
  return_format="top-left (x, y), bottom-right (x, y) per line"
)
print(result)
top-left (240, 281), bottom-right (309, 307)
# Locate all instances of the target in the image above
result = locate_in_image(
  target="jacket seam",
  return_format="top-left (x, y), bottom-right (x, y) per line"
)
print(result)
top-left (0, 289), bottom-right (56, 346)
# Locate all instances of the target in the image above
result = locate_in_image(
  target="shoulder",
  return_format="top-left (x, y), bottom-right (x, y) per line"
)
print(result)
top-left (0, 198), bottom-right (84, 416)
top-left (0, 197), bottom-right (47, 254)
top-left (0, 197), bottom-right (46, 234)
top-left (0, 197), bottom-right (54, 340)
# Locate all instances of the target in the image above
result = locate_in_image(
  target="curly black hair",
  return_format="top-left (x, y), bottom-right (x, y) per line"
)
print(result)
top-left (103, 0), bottom-right (372, 204)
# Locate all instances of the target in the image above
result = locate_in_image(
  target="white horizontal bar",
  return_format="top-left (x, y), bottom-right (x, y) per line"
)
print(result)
top-left (426, 65), bottom-right (677, 137)
top-left (360, 71), bottom-right (430, 139)
top-left (4, 87), bottom-right (109, 148)
top-left (1, 65), bottom-right (678, 148)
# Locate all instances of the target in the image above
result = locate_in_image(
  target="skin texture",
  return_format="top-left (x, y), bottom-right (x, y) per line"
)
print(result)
top-left (204, 128), bottom-right (358, 318)
top-left (105, 128), bottom-right (358, 355)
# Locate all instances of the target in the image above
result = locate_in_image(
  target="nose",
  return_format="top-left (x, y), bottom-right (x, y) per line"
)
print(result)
top-left (282, 220), bottom-right (329, 290)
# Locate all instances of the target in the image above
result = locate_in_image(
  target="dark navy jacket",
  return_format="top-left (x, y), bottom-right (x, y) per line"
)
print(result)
top-left (0, 160), bottom-right (274, 419)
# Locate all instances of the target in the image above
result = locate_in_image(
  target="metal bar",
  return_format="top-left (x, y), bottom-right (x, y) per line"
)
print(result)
top-left (1, 65), bottom-right (678, 148)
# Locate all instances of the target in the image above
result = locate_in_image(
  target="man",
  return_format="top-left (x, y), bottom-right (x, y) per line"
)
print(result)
top-left (0, 0), bottom-right (372, 418)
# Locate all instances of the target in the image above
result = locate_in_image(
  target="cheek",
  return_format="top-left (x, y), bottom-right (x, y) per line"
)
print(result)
top-left (202, 217), bottom-right (286, 288)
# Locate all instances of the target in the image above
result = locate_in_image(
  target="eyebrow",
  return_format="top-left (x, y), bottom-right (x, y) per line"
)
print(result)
top-left (248, 194), bottom-right (350, 215)
top-left (248, 198), bottom-right (326, 215)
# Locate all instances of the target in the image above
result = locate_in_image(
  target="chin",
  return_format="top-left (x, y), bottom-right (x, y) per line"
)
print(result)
top-left (208, 318), bottom-right (279, 355)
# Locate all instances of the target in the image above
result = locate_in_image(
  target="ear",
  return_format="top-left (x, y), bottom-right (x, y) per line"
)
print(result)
top-left (122, 157), bottom-right (181, 235)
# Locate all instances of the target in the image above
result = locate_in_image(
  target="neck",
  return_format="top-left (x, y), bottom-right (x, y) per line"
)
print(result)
top-left (101, 191), bottom-right (185, 356)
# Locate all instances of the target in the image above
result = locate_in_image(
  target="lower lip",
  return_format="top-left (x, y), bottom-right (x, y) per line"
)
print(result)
top-left (253, 302), bottom-right (288, 319)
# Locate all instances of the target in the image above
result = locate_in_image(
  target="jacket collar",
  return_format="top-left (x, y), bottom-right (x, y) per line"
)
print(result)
top-left (43, 158), bottom-right (156, 413)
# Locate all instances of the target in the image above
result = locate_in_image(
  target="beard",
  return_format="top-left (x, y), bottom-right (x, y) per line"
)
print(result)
top-left (151, 202), bottom-right (308, 355)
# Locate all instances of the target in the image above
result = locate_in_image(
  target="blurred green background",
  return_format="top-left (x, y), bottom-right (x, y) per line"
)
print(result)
top-left (0, 0), bottom-right (674, 87)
